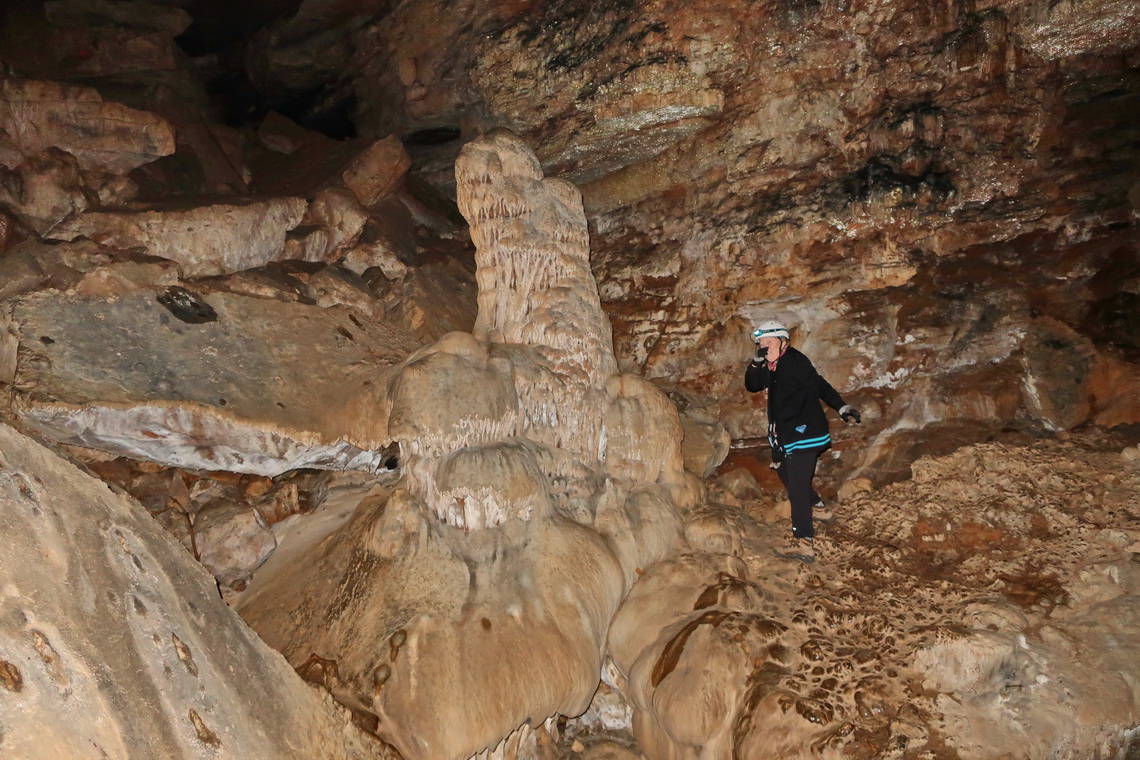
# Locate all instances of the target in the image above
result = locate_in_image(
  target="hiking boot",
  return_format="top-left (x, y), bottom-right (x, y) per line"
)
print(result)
top-left (773, 536), bottom-right (815, 563)
top-left (813, 501), bottom-right (835, 523)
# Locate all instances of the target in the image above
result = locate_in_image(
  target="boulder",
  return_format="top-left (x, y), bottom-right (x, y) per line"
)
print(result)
top-left (371, 252), bottom-right (478, 344)
top-left (193, 499), bottom-right (277, 586)
top-left (0, 421), bottom-right (390, 760)
top-left (250, 113), bottom-right (411, 209)
top-left (0, 238), bottom-right (180, 302)
top-left (0, 77), bottom-right (174, 174)
top-left (0, 148), bottom-right (91, 234)
top-left (302, 187), bottom-right (370, 261)
top-left (49, 196), bottom-right (308, 277)
top-left (44, 26), bottom-right (181, 77)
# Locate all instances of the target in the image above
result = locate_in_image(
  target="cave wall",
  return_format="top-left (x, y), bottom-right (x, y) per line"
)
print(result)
top-left (228, 0), bottom-right (1140, 484)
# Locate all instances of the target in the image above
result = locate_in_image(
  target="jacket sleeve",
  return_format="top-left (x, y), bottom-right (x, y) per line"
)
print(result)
top-left (816, 373), bottom-right (846, 411)
top-left (792, 351), bottom-right (846, 415)
top-left (744, 359), bottom-right (769, 392)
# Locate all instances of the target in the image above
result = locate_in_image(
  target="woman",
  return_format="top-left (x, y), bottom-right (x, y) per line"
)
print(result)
top-left (744, 320), bottom-right (860, 563)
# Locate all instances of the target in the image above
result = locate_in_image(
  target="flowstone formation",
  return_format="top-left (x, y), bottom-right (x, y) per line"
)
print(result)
top-left (236, 129), bottom-right (698, 760)
top-left (634, 428), bottom-right (1140, 760)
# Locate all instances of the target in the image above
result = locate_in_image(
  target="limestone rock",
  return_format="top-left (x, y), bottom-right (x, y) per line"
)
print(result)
top-left (609, 432), bottom-right (1140, 760)
top-left (0, 238), bottom-right (180, 302)
top-left (44, 26), bottom-right (181, 77)
top-left (344, 0), bottom-right (724, 187)
top-left (193, 499), bottom-right (277, 586)
top-left (603, 373), bottom-right (687, 487)
top-left (44, 0), bottom-right (193, 34)
top-left (218, 0), bottom-right (1140, 495)
top-left (1021, 317), bottom-right (1095, 431)
top-left (255, 111), bottom-right (318, 155)
top-left (238, 486), bottom-right (626, 760)
top-left (0, 77), bottom-right (174, 174)
top-left (1008, 0), bottom-right (1140, 59)
top-left (371, 252), bottom-right (478, 344)
top-left (677, 414), bottom-right (730, 479)
top-left (707, 466), bottom-right (764, 508)
top-left (193, 262), bottom-right (313, 304)
top-left (49, 196), bottom-right (308, 277)
top-left (1089, 352), bottom-right (1140, 428)
top-left (341, 135), bottom-right (412, 209)
top-left (298, 265), bottom-right (385, 318)
top-left (0, 148), bottom-right (91, 234)
top-left (0, 421), bottom-right (390, 760)
top-left (457, 131), bottom-right (618, 385)
top-left (303, 187), bottom-right (370, 261)
top-left (607, 554), bottom-right (781, 759)
top-left (342, 231), bottom-right (409, 278)
top-left (8, 289), bottom-right (420, 475)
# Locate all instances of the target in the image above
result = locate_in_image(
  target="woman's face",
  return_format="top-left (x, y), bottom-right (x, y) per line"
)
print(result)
top-left (758, 336), bottom-right (784, 358)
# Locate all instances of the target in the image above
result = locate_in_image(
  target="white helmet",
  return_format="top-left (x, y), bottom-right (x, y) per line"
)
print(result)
top-left (751, 320), bottom-right (790, 342)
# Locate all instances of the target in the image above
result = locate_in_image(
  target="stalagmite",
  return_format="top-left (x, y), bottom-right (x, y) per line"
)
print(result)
top-left (236, 129), bottom-right (696, 760)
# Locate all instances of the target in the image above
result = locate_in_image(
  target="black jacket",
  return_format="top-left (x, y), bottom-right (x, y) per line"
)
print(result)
top-left (744, 346), bottom-right (846, 456)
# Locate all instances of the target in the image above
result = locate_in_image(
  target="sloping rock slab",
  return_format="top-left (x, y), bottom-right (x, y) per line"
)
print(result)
top-left (49, 196), bottom-right (308, 277)
top-left (0, 421), bottom-right (391, 760)
top-left (9, 290), bottom-right (420, 474)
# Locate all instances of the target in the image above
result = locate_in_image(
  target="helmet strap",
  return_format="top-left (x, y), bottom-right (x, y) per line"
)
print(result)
top-left (768, 337), bottom-right (788, 366)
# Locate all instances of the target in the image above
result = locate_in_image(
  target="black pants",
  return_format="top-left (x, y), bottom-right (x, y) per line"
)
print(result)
top-left (776, 449), bottom-right (821, 539)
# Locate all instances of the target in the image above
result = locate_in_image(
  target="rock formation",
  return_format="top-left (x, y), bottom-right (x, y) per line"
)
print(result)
top-left (6, 284), bottom-right (420, 475)
top-left (230, 0), bottom-right (1140, 485)
top-left (236, 129), bottom-right (694, 760)
top-left (224, 131), bottom-right (1136, 760)
top-left (0, 1), bottom-right (1138, 757)
top-left (0, 421), bottom-right (391, 760)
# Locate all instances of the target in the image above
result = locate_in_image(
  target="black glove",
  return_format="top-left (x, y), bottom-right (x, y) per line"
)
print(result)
top-left (840, 405), bottom-right (861, 424)
top-left (754, 344), bottom-right (769, 361)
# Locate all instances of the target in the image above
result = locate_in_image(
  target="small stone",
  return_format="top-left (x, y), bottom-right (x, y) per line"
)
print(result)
top-left (192, 499), bottom-right (277, 585)
top-left (838, 477), bottom-right (873, 501)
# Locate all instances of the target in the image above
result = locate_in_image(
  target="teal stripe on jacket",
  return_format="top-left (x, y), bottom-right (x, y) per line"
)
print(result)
top-left (784, 434), bottom-right (831, 452)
